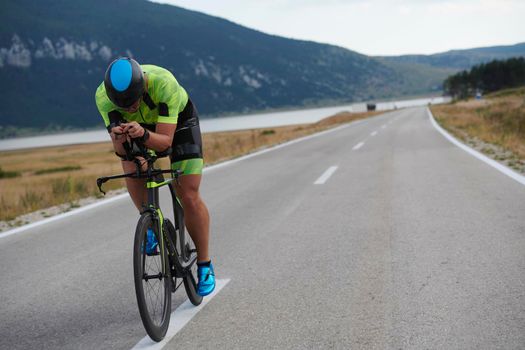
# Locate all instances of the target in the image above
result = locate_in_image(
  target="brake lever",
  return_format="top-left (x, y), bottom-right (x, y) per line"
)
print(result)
top-left (96, 177), bottom-right (108, 195)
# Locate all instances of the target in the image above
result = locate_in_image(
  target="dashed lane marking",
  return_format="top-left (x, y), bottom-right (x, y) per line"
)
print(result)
top-left (352, 142), bottom-right (365, 150)
top-left (314, 166), bottom-right (339, 185)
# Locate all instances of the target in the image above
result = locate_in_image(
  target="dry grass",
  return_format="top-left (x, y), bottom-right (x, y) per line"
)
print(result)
top-left (431, 87), bottom-right (525, 159)
top-left (0, 110), bottom-right (379, 221)
top-left (0, 143), bottom-right (124, 220)
top-left (203, 110), bottom-right (380, 165)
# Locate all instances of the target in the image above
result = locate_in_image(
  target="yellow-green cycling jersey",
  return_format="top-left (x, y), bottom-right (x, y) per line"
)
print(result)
top-left (95, 64), bottom-right (188, 129)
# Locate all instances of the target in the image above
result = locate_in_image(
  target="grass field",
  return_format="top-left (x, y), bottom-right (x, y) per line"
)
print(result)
top-left (0, 110), bottom-right (379, 222)
top-left (430, 86), bottom-right (525, 172)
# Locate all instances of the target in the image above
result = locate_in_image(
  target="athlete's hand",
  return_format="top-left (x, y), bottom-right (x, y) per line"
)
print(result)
top-left (121, 122), bottom-right (145, 139)
top-left (110, 125), bottom-right (127, 144)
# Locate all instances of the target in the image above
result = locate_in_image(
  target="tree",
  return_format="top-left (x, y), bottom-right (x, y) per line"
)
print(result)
top-left (443, 57), bottom-right (525, 99)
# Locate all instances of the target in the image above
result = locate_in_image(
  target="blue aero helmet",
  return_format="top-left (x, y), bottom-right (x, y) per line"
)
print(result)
top-left (104, 57), bottom-right (145, 108)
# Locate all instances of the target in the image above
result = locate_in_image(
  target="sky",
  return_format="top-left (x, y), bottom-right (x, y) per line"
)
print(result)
top-left (149, 0), bottom-right (525, 56)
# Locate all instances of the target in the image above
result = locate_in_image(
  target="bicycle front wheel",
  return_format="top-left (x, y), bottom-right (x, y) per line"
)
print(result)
top-left (133, 212), bottom-right (171, 342)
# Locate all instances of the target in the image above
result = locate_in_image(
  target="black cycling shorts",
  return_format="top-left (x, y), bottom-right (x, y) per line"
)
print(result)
top-left (140, 98), bottom-right (203, 163)
top-left (170, 98), bottom-right (203, 163)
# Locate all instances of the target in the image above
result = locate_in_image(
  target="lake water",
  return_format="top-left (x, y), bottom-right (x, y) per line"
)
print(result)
top-left (0, 96), bottom-right (449, 151)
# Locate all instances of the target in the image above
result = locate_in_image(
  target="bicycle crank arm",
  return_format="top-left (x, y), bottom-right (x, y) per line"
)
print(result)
top-left (143, 273), bottom-right (165, 281)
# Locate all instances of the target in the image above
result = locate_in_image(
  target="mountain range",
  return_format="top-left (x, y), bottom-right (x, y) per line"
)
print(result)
top-left (1, 0), bottom-right (524, 137)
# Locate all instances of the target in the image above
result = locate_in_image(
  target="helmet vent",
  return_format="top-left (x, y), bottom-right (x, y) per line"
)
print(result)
top-left (110, 59), bottom-right (133, 92)
top-left (104, 57), bottom-right (145, 108)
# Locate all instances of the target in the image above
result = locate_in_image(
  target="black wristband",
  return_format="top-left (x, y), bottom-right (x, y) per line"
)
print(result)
top-left (141, 129), bottom-right (150, 142)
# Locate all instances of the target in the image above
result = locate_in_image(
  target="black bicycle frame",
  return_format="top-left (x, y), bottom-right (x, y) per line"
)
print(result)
top-left (96, 139), bottom-right (196, 274)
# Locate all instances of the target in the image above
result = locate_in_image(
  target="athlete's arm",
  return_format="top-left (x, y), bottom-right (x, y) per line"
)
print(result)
top-left (121, 121), bottom-right (176, 151)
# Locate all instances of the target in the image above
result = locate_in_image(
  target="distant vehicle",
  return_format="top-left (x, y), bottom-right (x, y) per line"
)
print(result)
top-left (475, 91), bottom-right (483, 99)
top-left (367, 103), bottom-right (376, 111)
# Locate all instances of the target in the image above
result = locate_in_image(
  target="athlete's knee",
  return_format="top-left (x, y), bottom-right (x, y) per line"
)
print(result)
top-left (179, 188), bottom-right (202, 212)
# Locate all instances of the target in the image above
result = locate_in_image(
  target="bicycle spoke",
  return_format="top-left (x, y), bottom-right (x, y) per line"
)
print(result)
top-left (141, 243), bottom-right (169, 328)
top-left (148, 282), bottom-right (157, 321)
top-left (145, 278), bottom-right (161, 324)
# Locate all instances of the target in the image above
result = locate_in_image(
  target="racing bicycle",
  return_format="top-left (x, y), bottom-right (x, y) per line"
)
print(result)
top-left (96, 136), bottom-right (202, 341)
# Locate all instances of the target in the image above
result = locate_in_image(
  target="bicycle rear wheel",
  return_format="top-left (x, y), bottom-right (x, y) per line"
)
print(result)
top-left (182, 244), bottom-right (202, 306)
top-left (133, 212), bottom-right (171, 342)
top-left (174, 199), bottom-right (203, 306)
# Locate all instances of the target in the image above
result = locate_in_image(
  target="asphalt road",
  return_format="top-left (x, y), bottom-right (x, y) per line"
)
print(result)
top-left (1, 107), bottom-right (524, 349)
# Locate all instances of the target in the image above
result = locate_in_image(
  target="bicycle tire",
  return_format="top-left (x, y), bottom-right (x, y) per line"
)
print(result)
top-left (162, 219), bottom-right (178, 293)
top-left (133, 212), bottom-right (171, 342)
top-left (174, 199), bottom-right (203, 306)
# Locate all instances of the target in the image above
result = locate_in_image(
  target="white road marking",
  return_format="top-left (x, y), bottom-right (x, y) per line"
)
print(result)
top-left (204, 120), bottom-right (365, 173)
top-left (131, 279), bottom-right (231, 350)
top-left (0, 193), bottom-right (131, 239)
top-left (0, 119), bottom-right (371, 239)
top-left (370, 131), bottom-right (378, 136)
top-left (428, 108), bottom-right (525, 186)
top-left (314, 166), bottom-right (339, 185)
top-left (352, 142), bottom-right (365, 150)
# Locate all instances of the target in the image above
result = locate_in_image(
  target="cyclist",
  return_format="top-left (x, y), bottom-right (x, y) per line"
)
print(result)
top-left (95, 57), bottom-right (215, 296)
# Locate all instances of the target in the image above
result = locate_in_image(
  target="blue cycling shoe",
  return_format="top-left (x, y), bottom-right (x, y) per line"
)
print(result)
top-left (197, 262), bottom-right (216, 296)
top-left (145, 228), bottom-right (158, 256)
